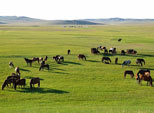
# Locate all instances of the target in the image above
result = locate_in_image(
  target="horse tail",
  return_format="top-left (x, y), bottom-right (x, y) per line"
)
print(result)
top-left (109, 59), bottom-right (111, 63)
top-left (30, 82), bottom-right (32, 89)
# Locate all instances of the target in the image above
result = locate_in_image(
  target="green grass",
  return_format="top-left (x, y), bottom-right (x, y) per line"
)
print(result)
top-left (0, 25), bottom-right (154, 113)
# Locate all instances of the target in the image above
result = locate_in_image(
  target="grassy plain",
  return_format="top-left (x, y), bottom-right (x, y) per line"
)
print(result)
top-left (0, 24), bottom-right (154, 113)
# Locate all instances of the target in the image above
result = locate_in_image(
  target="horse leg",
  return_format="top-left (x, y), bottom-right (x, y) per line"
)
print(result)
top-left (38, 82), bottom-right (40, 87)
top-left (124, 73), bottom-right (126, 78)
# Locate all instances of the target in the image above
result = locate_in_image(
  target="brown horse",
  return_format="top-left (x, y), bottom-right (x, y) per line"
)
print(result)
top-left (124, 70), bottom-right (134, 78)
top-left (30, 77), bottom-right (40, 89)
top-left (136, 69), bottom-right (152, 86)
top-left (2, 79), bottom-right (16, 90)
top-left (78, 54), bottom-right (86, 60)
top-left (14, 79), bottom-right (26, 90)
top-left (32, 57), bottom-right (40, 64)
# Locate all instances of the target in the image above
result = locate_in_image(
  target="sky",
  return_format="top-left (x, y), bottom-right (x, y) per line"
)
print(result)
top-left (0, 0), bottom-right (154, 20)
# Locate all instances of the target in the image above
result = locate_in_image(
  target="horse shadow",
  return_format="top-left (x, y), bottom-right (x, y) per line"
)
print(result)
top-left (87, 60), bottom-right (100, 63)
top-left (23, 76), bottom-right (44, 80)
top-left (138, 68), bottom-right (154, 70)
top-left (16, 88), bottom-right (69, 94)
top-left (61, 61), bottom-right (82, 65)
top-left (20, 68), bottom-right (30, 72)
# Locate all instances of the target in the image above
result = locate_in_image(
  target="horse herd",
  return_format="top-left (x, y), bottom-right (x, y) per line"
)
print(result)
top-left (1, 47), bottom-right (153, 90)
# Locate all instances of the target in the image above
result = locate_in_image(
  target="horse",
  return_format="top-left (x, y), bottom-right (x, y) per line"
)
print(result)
top-left (78, 54), bottom-right (86, 60)
top-left (2, 78), bottom-right (17, 90)
top-left (68, 49), bottom-right (71, 55)
top-left (44, 56), bottom-right (48, 61)
top-left (122, 60), bottom-right (131, 67)
top-left (115, 58), bottom-right (118, 64)
top-left (109, 48), bottom-right (116, 54)
top-left (14, 79), bottom-right (26, 90)
top-left (118, 38), bottom-right (122, 42)
top-left (91, 48), bottom-right (100, 54)
top-left (102, 57), bottom-right (111, 64)
top-left (136, 58), bottom-right (145, 66)
top-left (124, 70), bottom-right (134, 78)
top-left (39, 64), bottom-right (49, 71)
top-left (127, 49), bottom-right (137, 54)
top-left (121, 50), bottom-right (126, 55)
top-left (136, 69), bottom-right (152, 86)
top-left (53, 55), bottom-right (64, 63)
top-left (9, 61), bottom-right (14, 68)
top-left (30, 77), bottom-right (40, 89)
top-left (24, 58), bottom-right (33, 66)
top-left (104, 49), bottom-right (108, 54)
top-left (15, 66), bottom-right (20, 75)
top-left (32, 57), bottom-right (39, 64)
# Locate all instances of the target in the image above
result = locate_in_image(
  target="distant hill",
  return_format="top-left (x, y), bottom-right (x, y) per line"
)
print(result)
top-left (82, 18), bottom-right (154, 25)
top-left (0, 16), bottom-right (154, 26)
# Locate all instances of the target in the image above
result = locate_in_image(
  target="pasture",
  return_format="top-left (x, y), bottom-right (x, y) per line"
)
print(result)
top-left (0, 24), bottom-right (154, 113)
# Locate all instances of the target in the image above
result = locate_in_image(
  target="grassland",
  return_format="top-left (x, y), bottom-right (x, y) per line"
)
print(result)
top-left (0, 24), bottom-right (154, 113)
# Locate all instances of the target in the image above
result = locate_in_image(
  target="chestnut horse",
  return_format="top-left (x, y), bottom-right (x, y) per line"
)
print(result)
top-left (136, 69), bottom-right (152, 86)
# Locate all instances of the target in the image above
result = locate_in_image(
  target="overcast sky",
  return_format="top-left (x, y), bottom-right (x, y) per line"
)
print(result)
top-left (0, 0), bottom-right (154, 20)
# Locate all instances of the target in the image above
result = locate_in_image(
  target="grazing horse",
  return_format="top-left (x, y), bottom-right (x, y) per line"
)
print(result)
top-left (124, 70), bottom-right (134, 78)
top-left (78, 54), bottom-right (86, 60)
top-left (115, 58), bottom-right (118, 64)
top-left (2, 78), bottom-right (16, 90)
top-left (109, 48), bottom-right (116, 54)
top-left (14, 79), bottom-right (26, 90)
top-left (136, 69), bottom-right (152, 86)
top-left (53, 55), bottom-right (64, 63)
top-left (102, 57), bottom-right (111, 64)
top-left (32, 57), bottom-right (39, 64)
top-left (122, 60), bottom-right (131, 67)
top-left (136, 58), bottom-right (145, 66)
top-left (9, 61), bottom-right (14, 68)
top-left (68, 49), bottom-right (71, 55)
top-left (24, 58), bottom-right (33, 66)
top-left (127, 49), bottom-right (137, 54)
top-left (15, 67), bottom-right (20, 75)
top-left (30, 77), bottom-right (40, 89)
top-left (39, 64), bottom-right (49, 71)
top-left (91, 48), bottom-right (100, 54)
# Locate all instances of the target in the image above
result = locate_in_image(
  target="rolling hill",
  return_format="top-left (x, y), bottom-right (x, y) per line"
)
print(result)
top-left (0, 16), bottom-right (154, 26)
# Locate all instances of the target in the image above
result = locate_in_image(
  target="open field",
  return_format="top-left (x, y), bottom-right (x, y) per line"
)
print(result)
top-left (0, 24), bottom-right (154, 113)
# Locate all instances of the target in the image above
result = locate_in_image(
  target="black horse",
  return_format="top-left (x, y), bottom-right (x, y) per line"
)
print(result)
top-left (102, 57), bottom-right (111, 64)
top-left (124, 70), bottom-right (134, 78)
top-left (68, 50), bottom-right (71, 55)
top-left (24, 58), bottom-right (33, 66)
top-left (136, 58), bottom-right (145, 66)
top-left (30, 77), bottom-right (40, 89)
top-left (14, 79), bottom-right (26, 90)
top-left (39, 64), bottom-right (49, 71)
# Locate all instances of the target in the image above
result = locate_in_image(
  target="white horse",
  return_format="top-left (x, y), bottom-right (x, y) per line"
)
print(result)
top-left (122, 60), bottom-right (131, 67)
